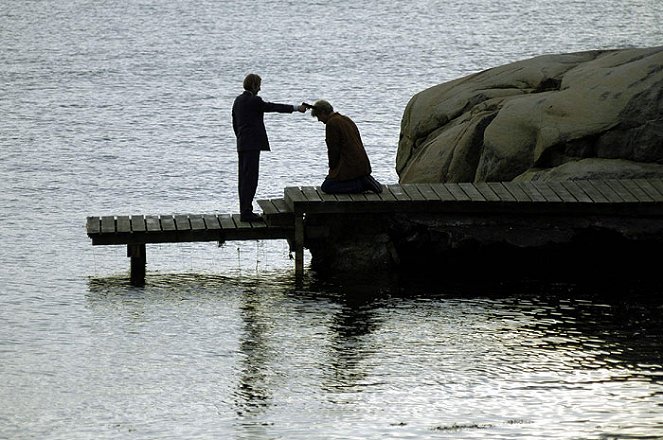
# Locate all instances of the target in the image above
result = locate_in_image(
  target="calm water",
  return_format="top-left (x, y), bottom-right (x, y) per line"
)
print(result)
top-left (2, 0), bottom-right (663, 438)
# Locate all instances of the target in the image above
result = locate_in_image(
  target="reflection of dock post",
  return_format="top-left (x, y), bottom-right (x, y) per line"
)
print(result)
top-left (127, 243), bottom-right (146, 286)
top-left (294, 209), bottom-right (304, 276)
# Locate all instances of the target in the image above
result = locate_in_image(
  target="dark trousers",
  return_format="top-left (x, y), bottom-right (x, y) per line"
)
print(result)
top-left (238, 150), bottom-right (260, 215)
top-left (321, 176), bottom-right (366, 194)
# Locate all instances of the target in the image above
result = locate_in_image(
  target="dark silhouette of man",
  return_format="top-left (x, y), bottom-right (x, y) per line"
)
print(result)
top-left (232, 73), bottom-right (307, 222)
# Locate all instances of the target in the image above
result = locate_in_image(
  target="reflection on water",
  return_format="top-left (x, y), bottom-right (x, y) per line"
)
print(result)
top-left (85, 273), bottom-right (663, 438)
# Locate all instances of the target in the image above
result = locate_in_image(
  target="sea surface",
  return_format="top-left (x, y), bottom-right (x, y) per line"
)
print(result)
top-left (2, 0), bottom-right (663, 438)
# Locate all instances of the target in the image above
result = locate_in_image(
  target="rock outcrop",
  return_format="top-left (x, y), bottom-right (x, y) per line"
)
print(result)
top-left (397, 46), bottom-right (663, 183)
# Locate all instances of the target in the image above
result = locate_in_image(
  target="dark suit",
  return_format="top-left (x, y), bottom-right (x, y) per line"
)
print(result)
top-left (232, 91), bottom-right (294, 215)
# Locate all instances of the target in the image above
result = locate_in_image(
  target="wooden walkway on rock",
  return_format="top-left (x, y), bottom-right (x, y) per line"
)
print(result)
top-left (86, 179), bottom-right (663, 285)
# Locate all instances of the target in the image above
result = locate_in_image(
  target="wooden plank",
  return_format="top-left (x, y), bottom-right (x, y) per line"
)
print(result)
top-left (604, 179), bottom-right (638, 202)
top-left (376, 188), bottom-right (397, 201)
top-left (257, 199), bottom-right (280, 216)
top-left (189, 215), bottom-right (206, 231)
top-left (363, 190), bottom-right (382, 201)
top-left (486, 182), bottom-right (517, 202)
top-left (116, 216), bottom-right (131, 233)
top-left (273, 198), bottom-right (292, 213)
top-left (316, 187), bottom-right (337, 202)
top-left (101, 216), bottom-right (115, 234)
top-left (621, 179), bottom-right (653, 202)
top-left (428, 183), bottom-right (455, 201)
top-left (387, 184), bottom-right (410, 201)
top-left (546, 181), bottom-right (577, 202)
top-left (529, 182), bottom-right (562, 202)
top-left (301, 186), bottom-right (322, 202)
top-left (86, 217), bottom-right (100, 235)
top-left (401, 184), bottom-right (427, 201)
top-left (443, 183), bottom-right (470, 201)
top-left (473, 182), bottom-right (501, 202)
top-left (334, 193), bottom-right (354, 203)
top-left (219, 214), bottom-right (235, 230)
top-left (232, 213), bottom-right (253, 229)
top-left (174, 215), bottom-right (190, 231)
top-left (458, 183), bottom-right (485, 201)
top-left (160, 215), bottom-right (176, 231)
top-left (587, 180), bottom-right (623, 203)
top-left (349, 193), bottom-right (367, 201)
top-left (501, 182), bottom-right (531, 202)
top-left (517, 182), bottom-right (546, 202)
top-left (648, 179), bottom-right (663, 198)
top-left (634, 179), bottom-right (663, 202)
top-left (560, 181), bottom-right (592, 203)
top-left (574, 180), bottom-right (608, 203)
top-left (130, 215), bottom-right (146, 232)
top-left (145, 215), bottom-right (161, 232)
top-left (284, 186), bottom-right (307, 208)
top-left (415, 183), bottom-right (442, 201)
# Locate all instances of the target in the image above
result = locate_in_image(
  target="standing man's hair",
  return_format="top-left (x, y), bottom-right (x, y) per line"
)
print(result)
top-left (243, 73), bottom-right (262, 92)
top-left (311, 100), bottom-right (333, 118)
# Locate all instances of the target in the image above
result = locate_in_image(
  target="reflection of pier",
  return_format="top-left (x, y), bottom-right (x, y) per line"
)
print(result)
top-left (86, 179), bottom-right (663, 285)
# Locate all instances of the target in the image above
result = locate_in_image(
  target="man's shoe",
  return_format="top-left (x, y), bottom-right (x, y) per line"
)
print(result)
top-left (364, 175), bottom-right (384, 194)
top-left (240, 212), bottom-right (263, 223)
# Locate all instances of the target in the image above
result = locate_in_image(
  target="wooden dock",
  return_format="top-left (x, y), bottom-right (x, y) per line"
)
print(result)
top-left (86, 179), bottom-right (663, 285)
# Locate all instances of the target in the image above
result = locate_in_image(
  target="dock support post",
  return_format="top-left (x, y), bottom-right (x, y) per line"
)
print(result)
top-left (127, 243), bottom-right (146, 286)
top-left (294, 210), bottom-right (304, 276)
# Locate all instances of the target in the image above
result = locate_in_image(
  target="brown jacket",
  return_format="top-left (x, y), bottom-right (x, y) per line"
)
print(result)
top-left (325, 113), bottom-right (372, 180)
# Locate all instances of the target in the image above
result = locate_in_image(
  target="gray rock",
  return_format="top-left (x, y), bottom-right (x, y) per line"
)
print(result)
top-left (397, 46), bottom-right (663, 183)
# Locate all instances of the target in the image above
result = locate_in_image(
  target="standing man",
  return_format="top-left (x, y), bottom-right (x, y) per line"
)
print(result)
top-left (309, 100), bottom-right (382, 194)
top-left (232, 73), bottom-right (307, 222)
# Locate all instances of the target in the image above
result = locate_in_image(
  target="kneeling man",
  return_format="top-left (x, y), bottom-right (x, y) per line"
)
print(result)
top-left (310, 100), bottom-right (382, 194)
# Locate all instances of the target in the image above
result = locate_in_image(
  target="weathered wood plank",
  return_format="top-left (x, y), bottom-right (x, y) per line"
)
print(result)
top-left (130, 215), bottom-right (146, 232)
top-left (388, 184), bottom-right (410, 201)
top-left (560, 181), bottom-right (592, 203)
top-left (401, 184), bottom-right (427, 201)
top-left (443, 183), bottom-right (470, 201)
top-left (588, 180), bottom-right (623, 203)
top-left (545, 182), bottom-right (577, 202)
top-left (101, 216), bottom-right (115, 234)
top-left (273, 198), bottom-right (292, 213)
top-left (574, 180), bottom-right (608, 203)
top-left (334, 193), bottom-right (355, 203)
top-left (145, 215), bottom-right (161, 232)
top-left (189, 215), bottom-right (206, 231)
top-left (648, 179), bottom-right (663, 198)
top-left (363, 190), bottom-right (382, 201)
top-left (458, 183), bottom-right (485, 201)
top-left (301, 186), bottom-right (322, 202)
top-left (530, 182), bottom-right (562, 202)
top-left (284, 187), bottom-right (307, 208)
top-left (349, 193), bottom-right (367, 201)
top-left (473, 182), bottom-right (501, 202)
top-left (233, 213), bottom-right (253, 229)
top-left (486, 182), bottom-right (517, 202)
top-left (160, 215), bottom-right (176, 231)
top-left (258, 200), bottom-right (280, 216)
top-left (174, 215), bottom-right (190, 231)
top-left (219, 214), bottom-right (235, 230)
top-left (377, 188), bottom-right (397, 201)
top-left (316, 187), bottom-right (337, 202)
top-left (517, 182), bottom-right (546, 202)
top-left (414, 184), bottom-right (441, 201)
top-left (634, 179), bottom-right (663, 202)
top-left (502, 182), bottom-right (531, 202)
top-left (86, 217), bottom-right (101, 234)
top-left (202, 214), bottom-right (221, 230)
top-left (115, 216), bottom-right (131, 233)
top-left (621, 179), bottom-right (653, 202)
top-left (604, 179), bottom-right (638, 202)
